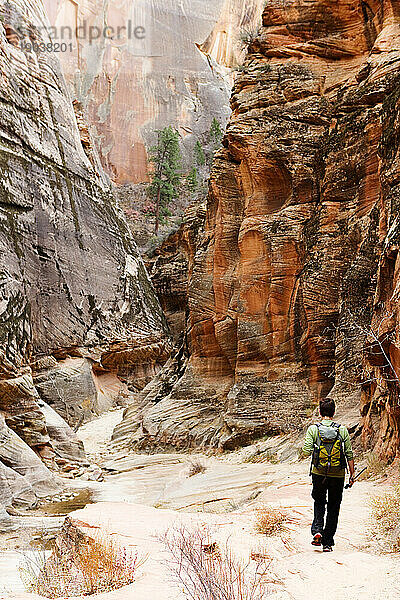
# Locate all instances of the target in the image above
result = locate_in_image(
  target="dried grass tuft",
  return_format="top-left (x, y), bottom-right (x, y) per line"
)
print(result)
top-left (254, 506), bottom-right (289, 536)
top-left (365, 451), bottom-right (388, 480)
top-left (244, 450), bottom-right (279, 464)
top-left (187, 459), bottom-right (206, 477)
top-left (369, 486), bottom-right (400, 553)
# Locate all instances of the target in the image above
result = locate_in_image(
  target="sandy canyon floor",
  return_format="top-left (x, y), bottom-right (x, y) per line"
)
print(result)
top-left (1, 409), bottom-right (399, 600)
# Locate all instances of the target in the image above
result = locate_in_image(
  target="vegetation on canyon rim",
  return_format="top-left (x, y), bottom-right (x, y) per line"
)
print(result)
top-left (146, 118), bottom-right (223, 235)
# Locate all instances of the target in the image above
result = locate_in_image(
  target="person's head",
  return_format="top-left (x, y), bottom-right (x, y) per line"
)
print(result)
top-left (319, 397), bottom-right (335, 418)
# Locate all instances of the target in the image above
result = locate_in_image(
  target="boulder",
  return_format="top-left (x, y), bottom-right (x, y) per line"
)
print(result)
top-left (0, 415), bottom-right (61, 508)
top-left (39, 401), bottom-right (86, 465)
top-left (33, 358), bottom-right (98, 428)
top-left (0, 371), bottom-right (49, 447)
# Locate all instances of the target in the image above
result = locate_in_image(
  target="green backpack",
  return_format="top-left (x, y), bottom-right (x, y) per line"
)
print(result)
top-left (310, 422), bottom-right (347, 476)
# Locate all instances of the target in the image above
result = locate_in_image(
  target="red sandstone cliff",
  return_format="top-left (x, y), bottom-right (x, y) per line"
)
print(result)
top-left (113, 0), bottom-right (400, 458)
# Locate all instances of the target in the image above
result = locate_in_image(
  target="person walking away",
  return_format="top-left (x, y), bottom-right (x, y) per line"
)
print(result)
top-left (302, 398), bottom-right (356, 552)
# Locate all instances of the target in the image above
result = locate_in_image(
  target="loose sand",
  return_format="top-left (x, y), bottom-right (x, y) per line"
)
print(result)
top-left (3, 409), bottom-right (399, 600)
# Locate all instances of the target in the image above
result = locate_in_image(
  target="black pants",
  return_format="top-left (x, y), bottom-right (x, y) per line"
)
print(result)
top-left (311, 474), bottom-right (344, 547)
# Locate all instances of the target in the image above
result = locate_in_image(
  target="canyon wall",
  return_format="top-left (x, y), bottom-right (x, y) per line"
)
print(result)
top-left (42, 0), bottom-right (264, 183)
top-left (113, 0), bottom-right (400, 457)
top-left (0, 0), bottom-right (169, 510)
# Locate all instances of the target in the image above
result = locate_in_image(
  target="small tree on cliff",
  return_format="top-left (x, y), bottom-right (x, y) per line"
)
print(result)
top-left (210, 117), bottom-right (223, 147)
top-left (148, 126), bottom-right (182, 234)
top-left (320, 310), bottom-right (400, 397)
top-left (186, 167), bottom-right (199, 195)
top-left (194, 140), bottom-right (206, 167)
top-left (208, 117), bottom-right (224, 162)
top-left (239, 26), bottom-right (261, 48)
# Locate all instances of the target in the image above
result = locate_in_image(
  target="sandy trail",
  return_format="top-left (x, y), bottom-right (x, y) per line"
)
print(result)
top-left (261, 468), bottom-right (400, 600)
top-left (27, 465), bottom-right (398, 600)
top-left (77, 408), bottom-right (125, 459)
top-left (3, 408), bottom-right (399, 599)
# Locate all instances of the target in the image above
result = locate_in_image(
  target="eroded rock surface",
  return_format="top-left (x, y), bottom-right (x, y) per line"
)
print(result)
top-left (0, 0), bottom-right (169, 508)
top-left (0, 415), bottom-right (60, 509)
top-left (113, 0), bottom-right (400, 455)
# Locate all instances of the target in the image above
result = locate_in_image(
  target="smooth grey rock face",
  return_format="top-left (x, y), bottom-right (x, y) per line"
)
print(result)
top-left (0, 0), bottom-right (169, 506)
top-left (39, 400), bottom-right (86, 464)
top-left (0, 415), bottom-right (60, 505)
top-left (0, 1), bottom-right (167, 367)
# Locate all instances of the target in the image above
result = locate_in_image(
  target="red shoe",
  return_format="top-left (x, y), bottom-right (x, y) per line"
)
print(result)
top-left (311, 533), bottom-right (322, 546)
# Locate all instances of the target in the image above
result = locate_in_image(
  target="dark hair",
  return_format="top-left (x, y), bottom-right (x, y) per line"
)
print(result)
top-left (319, 398), bottom-right (335, 418)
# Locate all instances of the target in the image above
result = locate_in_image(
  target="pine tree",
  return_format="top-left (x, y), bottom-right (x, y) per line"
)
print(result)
top-left (148, 126), bottom-right (182, 234)
top-left (194, 140), bottom-right (206, 167)
top-left (186, 167), bottom-right (198, 195)
top-left (210, 117), bottom-right (223, 146)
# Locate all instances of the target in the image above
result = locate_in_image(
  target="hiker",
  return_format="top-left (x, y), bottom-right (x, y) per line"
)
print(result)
top-left (302, 398), bottom-right (355, 553)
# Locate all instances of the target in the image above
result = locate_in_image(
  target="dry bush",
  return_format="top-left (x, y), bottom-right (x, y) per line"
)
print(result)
top-left (160, 524), bottom-right (269, 600)
top-left (366, 451), bottom-right (388, 479)
top-left (250, 542), bottom-right (272, 565)
top-left (239, 27), bottom-right (261, 47)
top-left (19, 534), bottom-right (145, 598)
top-left (254, 506), bottom-right (289, 536)
top-left (187, 459), bottom-right (207, 477)
top-left (369, 486), bottom-right (400, 553)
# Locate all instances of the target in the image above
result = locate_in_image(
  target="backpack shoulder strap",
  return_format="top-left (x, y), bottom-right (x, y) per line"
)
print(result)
top-left (314, 423), bottom-right (322, 442)
top-left (332, 423), bottom-right (348, 470)
top-left (310, 425), bottom-right (321, 476)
